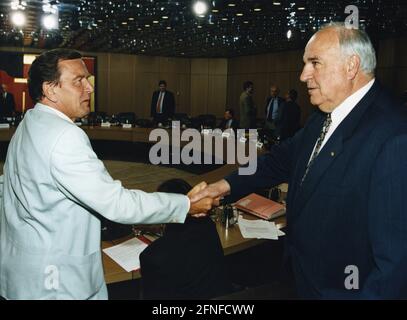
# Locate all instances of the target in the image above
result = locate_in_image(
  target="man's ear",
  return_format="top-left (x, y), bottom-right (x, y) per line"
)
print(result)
top-left (42, 82), bottom-right (58, 103)
top-left (347, 54), bottom-right (361, 80)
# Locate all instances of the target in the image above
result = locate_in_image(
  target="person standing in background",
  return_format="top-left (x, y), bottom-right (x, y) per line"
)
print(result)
top-left (150, 80), bottom-right (175, 124)
top-left (239, 81), bottom-right (256, 129)
top-left (0, 84), bottom-right (16, 117)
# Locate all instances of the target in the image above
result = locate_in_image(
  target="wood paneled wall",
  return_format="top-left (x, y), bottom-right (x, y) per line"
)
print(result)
top-left (1, 36), bottom-right (406, 123)
top-left (96, 54), bottom-right (228, 118)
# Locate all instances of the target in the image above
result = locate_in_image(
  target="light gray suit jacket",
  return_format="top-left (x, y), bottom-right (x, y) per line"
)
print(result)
top-left (0, 103), bottom-right (189, 299)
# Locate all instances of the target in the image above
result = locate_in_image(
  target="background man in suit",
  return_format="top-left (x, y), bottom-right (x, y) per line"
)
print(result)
top-left (264, 85), bottom-right (285, 139)
top-left (191, 23), bottom-right (407, 299)
top-left (239, 81), bottom-right (256, 129)
top-left (279, 89), bottom-right (301, 140)
top-left (150, 80), bottom-right (175, 124)
top-left (0, 84), bottom-right (16, 117)
top-left (0, 49), bottom-right (212, 300)
top-left (218, 108), bottom-right (239, 131)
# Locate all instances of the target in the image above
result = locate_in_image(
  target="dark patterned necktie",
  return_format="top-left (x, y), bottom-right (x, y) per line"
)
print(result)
top-left (301, 113), bottom-right (332, 184)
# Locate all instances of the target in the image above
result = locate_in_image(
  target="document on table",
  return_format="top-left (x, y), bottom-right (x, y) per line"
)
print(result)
top-left (102, 237), bottom-right (148, 272)
top-left (238, 215), bottom-right (285, 240)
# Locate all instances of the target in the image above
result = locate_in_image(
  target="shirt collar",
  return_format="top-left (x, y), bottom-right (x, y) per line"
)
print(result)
top-left (330, 78), bottom-right (375, 125)
top-left (35, 102), bottom-right (74, 123)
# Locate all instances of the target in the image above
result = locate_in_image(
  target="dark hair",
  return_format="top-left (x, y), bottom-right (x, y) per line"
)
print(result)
top-left (28, 48), bottom-right (82, 103)
top-left (158, 80), bottom-right (167, 86)
top-left (225, 108), bottom-right (234, 117)
top-left (288, 89), bottom-right (298, 101)
top-left (243, 81), bottom-right (253, 91)
top-left (157, 179), bottom-right (192, 195)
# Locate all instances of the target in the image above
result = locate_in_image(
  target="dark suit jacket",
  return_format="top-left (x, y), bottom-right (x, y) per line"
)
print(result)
top-left (150, 90), bottom-right (175, 120)
top-left (0, 92), bottom-right (15, 117)
top-left (279, 101), bottom-right (301, 140)
top-left (139, 216), bottom-right (232, 299)
top-left (218, 118), bottom-right (239, 130)
top-left (265, 96), bottom-right (285, 124)
top-left (225, 80), bottom-right (407, 299)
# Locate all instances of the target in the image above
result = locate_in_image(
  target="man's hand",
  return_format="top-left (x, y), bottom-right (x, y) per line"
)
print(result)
top-left (187, 181), bottom-right (213, 216)
top-left (189, 179), bottom-right (231, 204)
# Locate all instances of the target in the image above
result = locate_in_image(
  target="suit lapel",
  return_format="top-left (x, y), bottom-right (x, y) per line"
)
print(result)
top-left (291, 80), bottom-right (381, 214)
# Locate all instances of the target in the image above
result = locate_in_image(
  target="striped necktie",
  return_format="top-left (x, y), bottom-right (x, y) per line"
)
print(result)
top-left (301, 113), bottom-right (332, 184)
top-left (156, 92), bottom-right (163, 113)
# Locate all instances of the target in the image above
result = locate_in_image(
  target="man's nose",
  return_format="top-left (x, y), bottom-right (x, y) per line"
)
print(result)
top-left (300, 64), bottom-right (312, 83)
top-left (84, 79), bottom-right (94, 94)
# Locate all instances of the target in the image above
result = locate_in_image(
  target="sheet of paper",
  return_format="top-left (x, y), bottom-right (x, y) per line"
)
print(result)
top-left (102, 237), bottom-right (148, 272)
top-left (238, 216), bottom-right (285, 240)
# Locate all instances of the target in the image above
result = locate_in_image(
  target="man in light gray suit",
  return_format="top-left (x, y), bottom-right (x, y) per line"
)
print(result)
top-left (0, 49), bottom-right (212, 300)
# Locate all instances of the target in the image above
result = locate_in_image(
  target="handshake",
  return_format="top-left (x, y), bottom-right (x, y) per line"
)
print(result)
top-left (187, 179), bottom-right (231, 216)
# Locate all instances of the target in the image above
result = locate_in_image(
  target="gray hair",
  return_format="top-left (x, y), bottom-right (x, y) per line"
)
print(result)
top-left (319, 22), bottom-right (376, 76)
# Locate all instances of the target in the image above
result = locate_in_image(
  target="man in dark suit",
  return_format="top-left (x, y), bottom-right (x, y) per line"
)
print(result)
top-left (191, 23), bottom-right (407, 299)
top-left (0, 84), bottom-right (15, 117)
top-left (150, 80), bottom-right (175, 124)
top-left (218, 108), bottom-right (239, 131)
top-left (264, 85), bottom-right (285, 138)
top-left (279, 89), bottom-right (301, 140)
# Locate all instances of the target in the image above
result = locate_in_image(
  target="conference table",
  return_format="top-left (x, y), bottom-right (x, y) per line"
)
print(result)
top-left (0, 125), bottom-right (287, 284)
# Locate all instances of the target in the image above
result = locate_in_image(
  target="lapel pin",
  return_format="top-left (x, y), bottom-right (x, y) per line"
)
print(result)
top-left (331, 152), bottom-right (335, 157)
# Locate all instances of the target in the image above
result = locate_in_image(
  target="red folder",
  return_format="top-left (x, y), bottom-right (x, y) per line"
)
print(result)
top-left (234, 193), bottom-right (286, 220)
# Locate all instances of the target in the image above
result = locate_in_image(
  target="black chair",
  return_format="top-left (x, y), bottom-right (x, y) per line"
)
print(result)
top-left (197, 114), bottom-right (217, 129)
top-left (117, 112), bottom-right (137, 125)
top-left (87, 112), bottom-right (107, 125)
top-left (135, 118), bottom-right (154, 128)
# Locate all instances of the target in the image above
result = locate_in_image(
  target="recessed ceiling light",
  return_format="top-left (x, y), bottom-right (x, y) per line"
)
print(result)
top-left (273, 2), bottom-right (281, 5)
top-left (197, 25), bottom-right (202, 28)
top-left (193, 0), bottom-right (209, 16)
top-left (145, 24), bottom-right (150, 27)
top-left (121, 21), bottom-right (127, 25)
top-left (162, 16), bottom-right (168, 19)
top-left (254, 8), bottom-right (262, 12)
top-left (222, 18), bottom-right (228, 21)
top-left (243, 20), bottom-right (249, 24)
top-left (11, 11), bottom-right (26, 27)
top-left (166, 26), bottom-right (171, 29)
top-left (236, 13), bottom-right (243, 16)
top-left (212, 9), bottom-right (219, 13)
top-left (298, 7), bottom-right (305, 10)
top-left (228, 3), bottom-right (236, 6)
top-left (153, 20), bottom-right (159, 23)
top-left (287, 29), bottom-right (292, 39)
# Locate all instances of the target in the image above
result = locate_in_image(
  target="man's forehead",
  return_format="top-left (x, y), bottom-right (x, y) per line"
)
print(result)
top-left (59, 58), bottom-right (89, 75)
top-left (304, 30), bottom-right (340, 58)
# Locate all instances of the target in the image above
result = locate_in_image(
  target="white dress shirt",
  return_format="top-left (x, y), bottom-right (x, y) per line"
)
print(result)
top-left (314, 78), bottom-right (375, 154)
